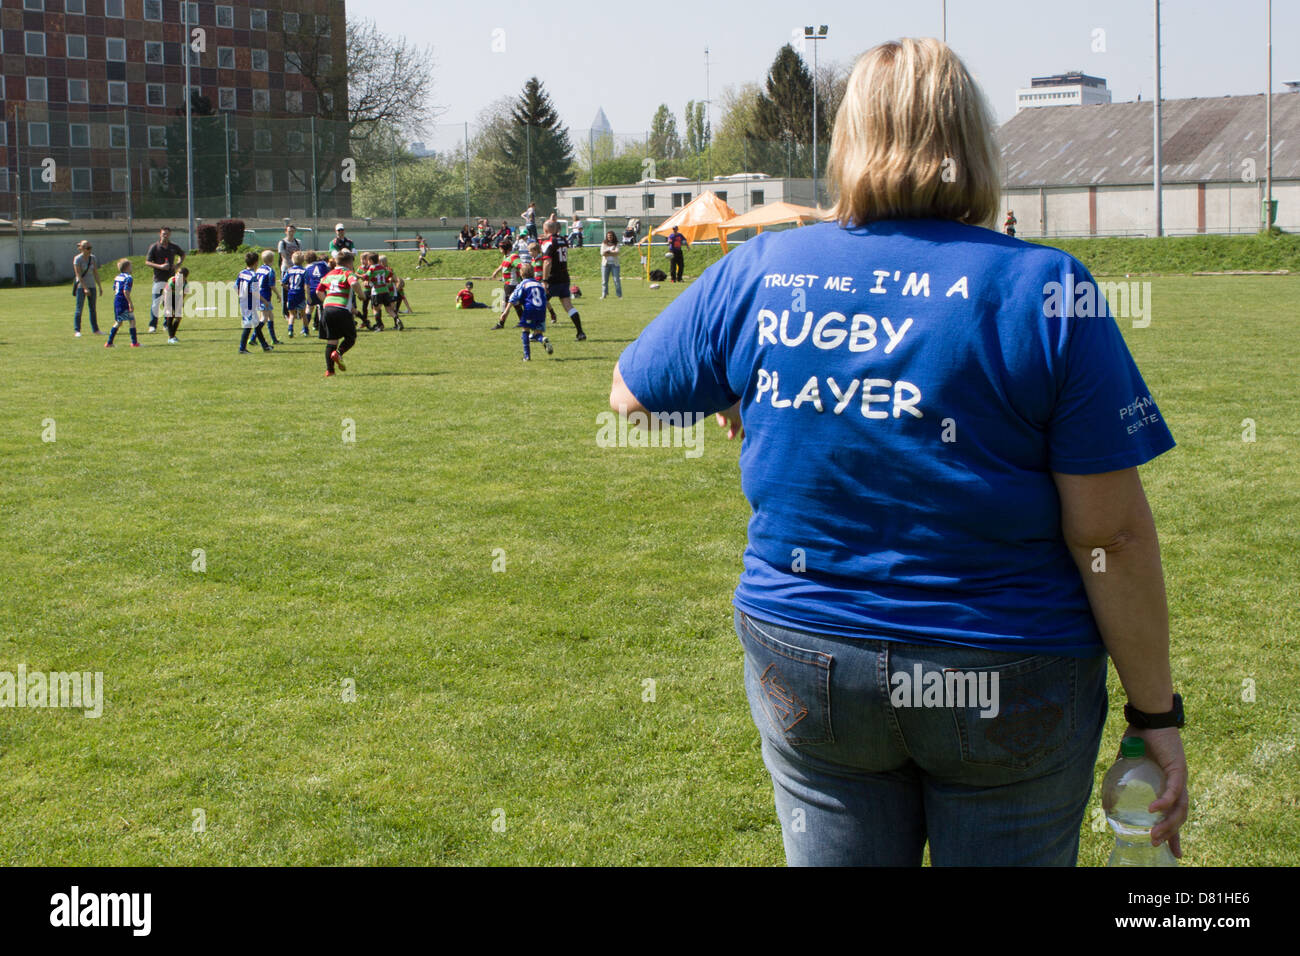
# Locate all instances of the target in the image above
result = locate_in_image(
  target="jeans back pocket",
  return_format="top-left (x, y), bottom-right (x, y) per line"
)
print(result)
top-left (953, 654), bottom-right (1077, 771)
top-left (738, 614), bottom-right (834, 747)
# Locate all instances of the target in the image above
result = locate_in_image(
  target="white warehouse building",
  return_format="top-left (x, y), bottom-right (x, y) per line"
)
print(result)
top-left (1016, 72), bottom-right (1112, 112)
top-left (999, 92), bottom-right (1300, 237)
top-left (557, 174), bottom-right (817, 221)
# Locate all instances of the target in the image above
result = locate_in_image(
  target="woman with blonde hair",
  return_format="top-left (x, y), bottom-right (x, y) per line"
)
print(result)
top-left (610, 38), bottom-right (1186, 865)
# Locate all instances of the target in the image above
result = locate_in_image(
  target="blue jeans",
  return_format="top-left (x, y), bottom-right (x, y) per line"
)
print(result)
top-left (736, 609), bottom-right (1107, 866)
top-left (601, 262), bottom-right (621, 298)
top-left (74, 287), bottom-right (99, 332)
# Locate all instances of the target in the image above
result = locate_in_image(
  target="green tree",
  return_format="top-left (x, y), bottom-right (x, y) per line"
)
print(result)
top-left (747, 44), bottom-right (827, 178)
top-left (486, 77), bottom-right (575, 215)
top-left (648, 104), bottom-right (681, 161)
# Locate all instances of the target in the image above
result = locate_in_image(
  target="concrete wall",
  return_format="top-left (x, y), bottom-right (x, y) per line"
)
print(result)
top-left (558, 178), bottom-right (815, 220)
top-left (1003, 179), bottom-right (1298, 237)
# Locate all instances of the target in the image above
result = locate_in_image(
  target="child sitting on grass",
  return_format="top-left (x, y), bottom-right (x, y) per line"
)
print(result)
top-left (456, 280), bottom-right (488, 309)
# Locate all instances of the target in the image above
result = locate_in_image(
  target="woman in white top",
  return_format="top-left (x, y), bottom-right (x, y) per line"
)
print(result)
top-left (72, 240), bottom-right (103, 336)
top-left (599, 231), bottom-right (622, 299)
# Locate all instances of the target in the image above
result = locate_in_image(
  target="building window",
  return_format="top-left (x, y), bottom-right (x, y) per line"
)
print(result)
top-left (110, 125), bottom-right (127, 148)
top-left (251, 49), bottom-right (268, 71)
top-left (254, 129), bottom-right (272, 151)
top-left (67, 0), bottom-right (85, 11)
top-left (715, 191), bottom-right (727, 203)
top-left (751, 189), bottom-right (764, 206)
top-left (287, 130), bottom-right (304, 151)
top-left (187, 47), bottom-right (200, 67)
top-left (0, 170), bottom-right (8, 192)
top-left (216, 5), bottom-right (233, 28)
top-left (284, 12), bottom-right (300, 31)
top-left (30, 168), bottom-right (51, 192)
top-left (68, 78), bottom-right (88, 102)
top-left (218, 47), bottom-right (235, 69)
top-left (69, 124), bottom-right (90, 147)
top-left (149, 168), bottom-right (169, 189)
top-left (289, 172), bottom-right (306, 192)
top-left (27, 77), bottom-right (48, 102)
top-left (25, 32), bottom-right (46, 56)
top-left (183, 2), bottom-right (198, 23)
top-left (67, 34), bottom-right (87, 58)
top-left (250, 8), bottom-right (267, 30)
top-left (572, 197), bottom-right (584, 212)
top-left (644, 193), bottom-right (656, 208)
top-left (145, 41), bottom-right (163, 64)
top-left (322, 92), bottom-right (334, 111)
top-left (256, 169), bottom-right (273, 191)
top-left (72, 168), bottom-right (92, 191)
top-left (672, 192), bottom-right (688, 208)
top-left (285, 52), bottom-right (300, 74)
top-left (319, 54), bottom-right (333, 74)
top-left (108, 81), bottom-right (127, 105)
top-left (316, 15), bottom-right (331, 36)
top-left (106, 0), bottom-right (124, 17)
top-left (252, 89), bottom-right (270, 112)
top-left (23, 0), bottom-right (44, 10)
top-left (144, 0), bottom-right (162, 21)
top-left (148, 126), bottom-right (166, 148)
top-left (146, 84), bottom-right (165, 107)
top-left (285, 91), bottom-right (302, 112)
top-left (112, 168), bottom-right (129, 193)
top-left (218, 87), bottom-right (236, 111)
top-left (107, 37), bottom-right (126, 61)
top-left (604, 195), bottom-right (617, 211)
top-left (28, 122), bottom-right (50, 148)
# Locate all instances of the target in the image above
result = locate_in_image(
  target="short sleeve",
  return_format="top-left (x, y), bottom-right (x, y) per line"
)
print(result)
top-left (616, 256), bottom-right (739, 414)
top-left (1047, 263), bottom-right (1175, 474)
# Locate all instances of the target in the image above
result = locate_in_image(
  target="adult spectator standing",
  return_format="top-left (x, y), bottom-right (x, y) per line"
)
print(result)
top-left (329, 223), bottom-right (355, 257)
top-left (144, 226), bottom-right (185, 333)
top-left (277, 224), bottom-right (302, 275)
top-left (611, 37), bottom-right (1186, 866)
top-left (666, 225), bottom-right (687, 282)
top-left (599, 231), bottom-right (621, 299)
top-left (522, 202), bottom-right (539, 241)
top-left (570, 215), bottom-right (584, 248)
top-left (72, 240), bottom-right (103, 336)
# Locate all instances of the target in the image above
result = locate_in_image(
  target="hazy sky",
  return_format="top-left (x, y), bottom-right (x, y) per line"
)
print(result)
top-left (383, 0), bottom-right (1298, 150)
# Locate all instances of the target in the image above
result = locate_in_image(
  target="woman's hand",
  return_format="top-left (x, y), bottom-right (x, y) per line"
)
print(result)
top-left (1126, 726), bottom-right (1189, 856)
top-left (715, 403), bottom-right (742, 441)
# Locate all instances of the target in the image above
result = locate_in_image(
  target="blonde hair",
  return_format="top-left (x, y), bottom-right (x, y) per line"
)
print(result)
top-left (260, 249), bottom-right (275, 264)
top-left (292, 251), bottom-right (305, 265)
top-left (828, 38), bottom-right (1000, 229)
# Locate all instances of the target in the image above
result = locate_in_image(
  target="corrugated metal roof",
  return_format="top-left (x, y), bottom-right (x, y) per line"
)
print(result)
top-left (999, 94), bottom-right (1300, 187)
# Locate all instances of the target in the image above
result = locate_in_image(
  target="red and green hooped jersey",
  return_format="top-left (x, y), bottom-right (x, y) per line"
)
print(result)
top-left (319, 267), bottom-right (358, 309)
top-left (368, 266), bottom-right (393, 294)
top-left (500, 253), bottom-right (522, 284)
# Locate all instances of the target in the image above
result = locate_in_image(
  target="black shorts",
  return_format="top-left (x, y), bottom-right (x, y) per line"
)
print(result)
top-left (372, 293), bottom-right (392, 308)
top-left (547, 282), bottom-right (569, 301)
top-left (322, 306), bottom-right (355, 339)
top-left (503, 283), bottom-right (516, 300)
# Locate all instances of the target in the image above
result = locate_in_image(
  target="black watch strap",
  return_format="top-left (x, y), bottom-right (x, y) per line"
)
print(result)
top-left (1125, 693), bottom-right (1184, 729)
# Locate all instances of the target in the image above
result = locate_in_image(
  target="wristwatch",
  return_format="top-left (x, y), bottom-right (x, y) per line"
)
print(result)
top-left (1124, 693), bottom-right (1185, 730)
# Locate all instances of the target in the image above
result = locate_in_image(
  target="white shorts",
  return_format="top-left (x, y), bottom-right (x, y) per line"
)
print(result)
top-left (241, 310), bottom-right (258, 329)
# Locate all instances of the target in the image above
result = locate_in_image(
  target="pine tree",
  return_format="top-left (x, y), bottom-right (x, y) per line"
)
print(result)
top-left (489, 77), bottom-right (575, 214)
top-left (747, 44), bottom-right (827, 178)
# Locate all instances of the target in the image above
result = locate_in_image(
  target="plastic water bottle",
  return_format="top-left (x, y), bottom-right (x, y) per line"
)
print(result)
top-left (1101, 736), bottom-right (1178, 866)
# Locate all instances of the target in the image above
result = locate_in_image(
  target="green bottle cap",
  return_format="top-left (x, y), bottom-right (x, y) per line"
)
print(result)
top-left (1120, 736), bottom-right (1146, 759)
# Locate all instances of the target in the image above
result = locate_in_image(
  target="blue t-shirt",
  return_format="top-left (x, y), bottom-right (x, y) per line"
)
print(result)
top-left (236, 268), bottom-right (257, 315)
top-left (616, 219), bottom-right (1176, 657)
top-left (255, 264), bottom-right (276, 305)
top-left (285, 266), bottom-right (307, 301)
top-left (509, 278), bottom-right (548, 324)
top-left (304, 260), bottom-right (330, 294)
top-left (112, 273), bottom-right (133, 313)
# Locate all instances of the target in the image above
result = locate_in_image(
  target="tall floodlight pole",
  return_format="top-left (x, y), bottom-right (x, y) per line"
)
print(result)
top-left (464, 122), bottom-right (471, 223)
top-left (183, 1), bottom-right (195, 248)
top-left (1265, 0), bottom-right (1273, 230)
top-left (805, 26), bottom-right (828, 206)
top-left (1152, 1), bottom-right (1163, 237)
top-left (942, 1), bottom-right (947, 42)
top-left (526, 122), bottom-right (532, 206)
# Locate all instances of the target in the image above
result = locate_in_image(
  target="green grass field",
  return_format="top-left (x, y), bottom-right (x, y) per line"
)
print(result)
top-left (1, 262), bottom-right (1297, 865)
